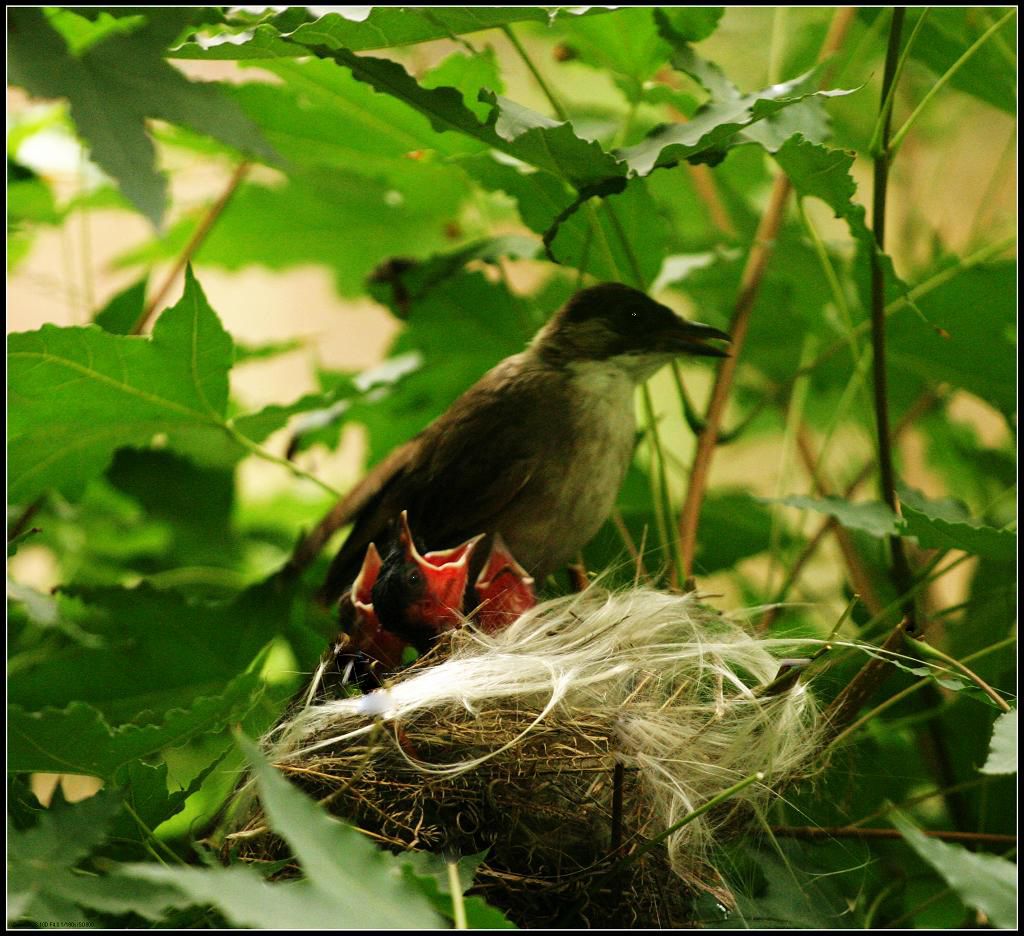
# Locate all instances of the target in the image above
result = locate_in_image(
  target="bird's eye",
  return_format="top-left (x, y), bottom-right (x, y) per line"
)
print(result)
top-left (406, 569), bottom-right (422, 586)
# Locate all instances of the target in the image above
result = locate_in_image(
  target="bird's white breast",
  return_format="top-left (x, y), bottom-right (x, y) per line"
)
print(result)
top-left (548, 362), bottom-right (637, 565)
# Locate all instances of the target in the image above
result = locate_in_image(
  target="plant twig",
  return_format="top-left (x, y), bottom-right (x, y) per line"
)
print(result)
top-left (823, 635), bottom-right (1015, 752)
top-left (904, 634), bottom-right (1013, 713)
top-left (868, 9), bottom-right (919, 634)
top-left (677, 176), bottom-right (792, 582)
top-left (676, 7), bottom-right (857, 585)
top-left (501, 24), bottom-right (568, 121)
top-left (796, 426), bottom-right (885, 615)
top-left (130, 161), bottom-right (251, 335)
top-left (770, 825), bottom-right (1016, 846)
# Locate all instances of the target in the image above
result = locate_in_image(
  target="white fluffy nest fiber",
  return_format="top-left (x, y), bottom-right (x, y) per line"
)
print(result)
top-left (230, 586), bottom-right (825, 925)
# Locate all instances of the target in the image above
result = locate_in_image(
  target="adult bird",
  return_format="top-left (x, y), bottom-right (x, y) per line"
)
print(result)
top-left (299, 282), bottom-right (729, 613)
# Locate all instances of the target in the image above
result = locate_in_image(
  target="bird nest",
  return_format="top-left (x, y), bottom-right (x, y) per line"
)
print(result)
top-left (221, 587), bottom-right (824, 928)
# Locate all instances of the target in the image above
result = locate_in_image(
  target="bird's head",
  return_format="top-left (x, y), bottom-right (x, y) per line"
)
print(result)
top-left (371, 511), bottom-right (484, 651)
top-left (533, 282), bottom-right (730, 380)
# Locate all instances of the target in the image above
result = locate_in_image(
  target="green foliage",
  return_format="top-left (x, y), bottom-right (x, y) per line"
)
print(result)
top-left (119, 735), bottom-right (446, 928)
top-left (8, 8), bottom-right (274, 225)
top-left (981, 709), bottom-right (1016, 776)
top-left (7, 6), bottom-right (1016, 929)
top-left (893, 812), bottom-right (1017, 929)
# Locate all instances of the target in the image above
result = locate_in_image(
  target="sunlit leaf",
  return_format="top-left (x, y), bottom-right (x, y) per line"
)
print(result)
top-left (9, 268), bottom-right (237, 504)
top-left (8, 8), bottom-right (275, 226)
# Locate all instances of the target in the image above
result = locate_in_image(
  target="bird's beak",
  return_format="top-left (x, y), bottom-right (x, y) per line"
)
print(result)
top-left (351, 542), bottom-right (383, 610)
top-left (659, 318), bottom-right (731, 358)
top-left (473, 534), bottom-right (536, 633)
top-left (399, 511), bottom-right (485, 623)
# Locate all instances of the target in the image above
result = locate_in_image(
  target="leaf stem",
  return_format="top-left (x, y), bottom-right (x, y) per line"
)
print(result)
top-left (501, 24), bottom-right (569, 121)
top-left (904, 634), bottom-right (1012, 713)
top-left (447, 860), bottom-right (468, 930)
top-left (131, 161), bottom-right (251, 335)
top-left (867, 8), bottom-right (930, 157)
top-left (770, 825), bottom-right (1015, 846)
top-left (824, 635), bottom-right (1016, 751)
top-left (225, 423), bottom-right (340, 498)
top-left (888, 9), bottom-right (1017, 156)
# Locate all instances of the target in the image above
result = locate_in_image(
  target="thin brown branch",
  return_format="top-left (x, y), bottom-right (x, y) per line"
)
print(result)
top-left (8, 499), bottom-right (44, 542)
top-left (676, 8), bottom-right (857, 583)
top-left (678, 176), bottom-right (792, 581)
top-left (824, 618), bottom-right (908, 738)
top-left (771, 825), bottom-right (1016, 846)
top-left (130, 161), bottom-right (251, 335)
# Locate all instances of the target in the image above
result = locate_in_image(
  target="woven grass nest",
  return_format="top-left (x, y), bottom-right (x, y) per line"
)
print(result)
top-left (222, 586), bottom-right (824, 928)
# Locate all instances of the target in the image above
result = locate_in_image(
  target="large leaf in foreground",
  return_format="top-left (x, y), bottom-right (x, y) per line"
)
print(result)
top-left (7, 666), bottom-right (263, 779)
top-left (892, 811), bottom-right (1017, 929)
top-left (8, 577), bottom-right (293, 723)
top-left (120, 735), bottom-right (442, 929)
top-left (9, 268), bottom-right (236, 504)
top-left (172, 7), bottom-right (570, 59)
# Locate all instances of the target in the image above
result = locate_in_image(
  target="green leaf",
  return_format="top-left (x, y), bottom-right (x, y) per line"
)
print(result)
top-left (9, 576), bottom-right (293, 723)
top-left (172, 7), bottom-right (571, 60)
top-left (8, 790), bottom-right (120, 925)
top-left (659, 7), bottom-right (726, 42)
top-left (891, 811), bottom-right (1017, 929)
top-left (93, 276), bottom-right (148, 335)
top-left (7, 8), bottom-right (275, 226)
top-left (548, 177), bottom-right (668, 286)
top-left (697, 491), bottom-right (786, 574)
top-left (105, 448), bottom-right (239, 570)
top-left (297, 44), bottom-right (627, 192)
top-left (7, 665), bottom-right (264, 779)
top-left (400, 852), bottom-right (517, 929)
top-left (9, 267), bottom-right (242, 505)
top-left (887, 263), bottom-right (1016, 416)
top-left (899, 487), bottom-right (1015, 560)
top-left (119, 735), bottom-right (442, 928)
top-left (981, 709), bottom-right (1016, 775)
top-left (228, 56), bottom-right (482, 172)
top-left (620, 22), bottom-right (856, 175)
top-left (457, 152), bottom-right (575, 236)
top-left (768, 495), bottom-right (903, 538)
top-left (550, 8), bottom-right (671, 102)
top-left (8, 785), bottom-right (192, 925)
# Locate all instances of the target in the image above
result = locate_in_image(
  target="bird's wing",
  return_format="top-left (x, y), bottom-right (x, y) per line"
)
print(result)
top-left (314, 441), bottom-right (418, 602)
top-left (318, 357), bottom-right (556, 602)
